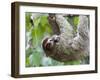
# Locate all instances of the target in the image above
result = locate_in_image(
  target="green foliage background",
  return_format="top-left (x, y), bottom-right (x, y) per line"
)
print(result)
top-left (25, 13), bottom-right (80, 67)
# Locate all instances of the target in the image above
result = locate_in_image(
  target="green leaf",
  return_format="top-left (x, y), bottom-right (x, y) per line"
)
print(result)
top-left (73, 16), bottom-right (79, 27)
top-left (34, 17), bottom-right (41, 27)
top-left (26, 56), bottom-right (30, 67)
top-left (40, 16), bottom-right (48, 26)
top-left (73, 16), bottom-right (79, 33)
top-left (26, 48), bottom-right (33, 57)
top-left (25, 13), bottom-right (32, 32)
top-left (64, 60), bottom-right (81, 65)
top-left (51, 59), bottom-right (64, 66)
top-left (31, 51), bottom-right (42, 67)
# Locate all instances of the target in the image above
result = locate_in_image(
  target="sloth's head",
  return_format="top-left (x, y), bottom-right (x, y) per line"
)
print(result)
top-left (48, 14), bottom-right (56, 23)
top-left (42, 35), bottom-right (60, 51)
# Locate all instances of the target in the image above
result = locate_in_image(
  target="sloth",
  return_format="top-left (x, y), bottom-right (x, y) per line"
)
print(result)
top-left (42, 14), bottom-right (89, 62)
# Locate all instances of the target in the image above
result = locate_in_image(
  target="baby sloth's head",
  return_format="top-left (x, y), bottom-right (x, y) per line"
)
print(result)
top-left (42, 35), bottom-right (60, 51)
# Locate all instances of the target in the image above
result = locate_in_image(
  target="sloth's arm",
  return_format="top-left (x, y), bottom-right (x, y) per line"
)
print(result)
top-left (48, 14), bottom-right (61, 35)
top-left (55, 15), bottom-right (74, 37)
top-left (54, 15), bottom-right (89, 51)
top-left (71, 16), bottom-right (89, 53)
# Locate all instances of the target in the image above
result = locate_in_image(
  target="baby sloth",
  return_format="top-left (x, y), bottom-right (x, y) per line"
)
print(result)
top-left (42, 15), bottom-right (89, 62)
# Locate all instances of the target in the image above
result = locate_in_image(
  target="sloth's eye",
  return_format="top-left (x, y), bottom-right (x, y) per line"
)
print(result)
top-left (54, 36), bottom-right (60, 43)
top-left (54, 40), bottom-right (58, 42)
top-left (54, 38), bottom-right (60, 43)
top-left (50, 39), bottom-right (53, 41)
top-left (50, 16), bottom-right (55, 20)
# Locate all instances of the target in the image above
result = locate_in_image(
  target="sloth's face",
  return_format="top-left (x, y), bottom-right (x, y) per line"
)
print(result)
top-left (48, 14), bottom-right (56, 21)
top-left (42, 35), bottom-right (60, 51)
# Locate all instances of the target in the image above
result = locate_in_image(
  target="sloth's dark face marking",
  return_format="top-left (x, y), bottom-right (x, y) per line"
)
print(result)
top-left (52, 35), bottom-right (60, 43)
top-left (44, 38), bottom-right (54, 50)
top-left (45, 41), bottom-right (53, 50)
top-left (42, 35), bottom-right (60, 51)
